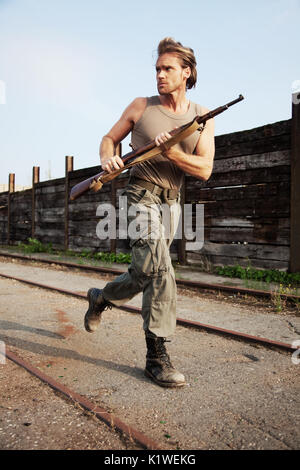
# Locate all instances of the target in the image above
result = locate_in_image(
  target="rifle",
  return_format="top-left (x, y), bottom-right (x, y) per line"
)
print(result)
top-left (69, 94), bottom-right (244, 201)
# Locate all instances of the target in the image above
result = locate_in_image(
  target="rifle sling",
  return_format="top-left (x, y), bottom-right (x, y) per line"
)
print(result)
top-left (97, 117), bottom-right (203, 187)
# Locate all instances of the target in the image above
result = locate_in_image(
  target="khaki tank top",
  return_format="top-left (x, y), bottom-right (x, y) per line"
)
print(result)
top-left (130, 95), bottom-right (203, 190)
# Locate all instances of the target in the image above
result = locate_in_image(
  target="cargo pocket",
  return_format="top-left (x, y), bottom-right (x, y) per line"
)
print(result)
top-left (131, 238), bottom-right (154, 277)
top-left (131, 237), bottom-right (171, 278)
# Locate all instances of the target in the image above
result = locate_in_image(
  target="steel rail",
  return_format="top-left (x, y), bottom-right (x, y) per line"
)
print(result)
top-left (1, 251), bottom-right (299, 302)
top-left (2, 347), bottom-right (161, 451)
top-left (0, 271), bottom-right (298, 354)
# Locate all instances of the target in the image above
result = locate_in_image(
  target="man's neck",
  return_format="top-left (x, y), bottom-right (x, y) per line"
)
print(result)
top-left (158, 89), bottom-right (190, 115)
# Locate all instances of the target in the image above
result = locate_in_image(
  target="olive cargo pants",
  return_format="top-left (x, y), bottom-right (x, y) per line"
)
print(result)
top-left (102, 183), bottom-right (181, 338)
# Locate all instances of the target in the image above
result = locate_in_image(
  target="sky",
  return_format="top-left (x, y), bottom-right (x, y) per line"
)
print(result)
top-left (0, 0), bottom-right (299, 187)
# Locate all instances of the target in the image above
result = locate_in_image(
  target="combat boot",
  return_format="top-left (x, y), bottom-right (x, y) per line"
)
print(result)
top-left (144, 331), bottom-right (186, 388)
top-left (84, 288), bottom-right (112, 333)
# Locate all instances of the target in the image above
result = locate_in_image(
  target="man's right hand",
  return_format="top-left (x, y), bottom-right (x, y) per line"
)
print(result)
top-left (102, 155), bottom-right (124, 174)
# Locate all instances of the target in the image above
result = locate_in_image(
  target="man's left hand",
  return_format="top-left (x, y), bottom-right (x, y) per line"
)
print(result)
top-left (155, 131), bottom-right (172, 154)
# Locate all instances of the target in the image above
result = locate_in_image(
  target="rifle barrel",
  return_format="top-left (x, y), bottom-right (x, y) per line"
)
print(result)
top-left (69, 94), bottom-right (244, 201)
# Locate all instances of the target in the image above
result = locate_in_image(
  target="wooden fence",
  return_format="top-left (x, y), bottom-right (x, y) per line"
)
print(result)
top-left (0, 97), bottom-right (299, 272)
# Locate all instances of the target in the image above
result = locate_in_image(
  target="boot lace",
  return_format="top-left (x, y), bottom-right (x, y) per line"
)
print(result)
top-left (156, 338), bottom-right (173, 368)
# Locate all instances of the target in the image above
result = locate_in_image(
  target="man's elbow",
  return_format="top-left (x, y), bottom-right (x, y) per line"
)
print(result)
top-left (101, 134), bottom-right (115, 146)
top-left (195, 151), bottom-right (214, 181)
top-left (199, 165), bottom-right (213, 182)
top-left (199, 174), bottom-right (210, 182)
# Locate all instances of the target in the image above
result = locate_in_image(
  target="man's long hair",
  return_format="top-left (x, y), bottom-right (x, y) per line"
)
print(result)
top-left (157, 37), bottom-right (197, 90)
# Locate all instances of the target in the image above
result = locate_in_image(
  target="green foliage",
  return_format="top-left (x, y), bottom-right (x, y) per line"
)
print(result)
top-left (79, 249), bottom-right (93, 258)
top-left (215, 264), bottom-right (300, 287)
top-left (93, 251), bottom-right (132, 264)
top-left (18, 238), bottom-right (53, 254)
top-left (17, 238), bottom-right (132, 264)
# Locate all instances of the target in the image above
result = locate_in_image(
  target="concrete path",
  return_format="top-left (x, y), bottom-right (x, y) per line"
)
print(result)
top-left (0, 258), bottom-right (299, 450)
top-left (1, 258), bottom-right (299, 345)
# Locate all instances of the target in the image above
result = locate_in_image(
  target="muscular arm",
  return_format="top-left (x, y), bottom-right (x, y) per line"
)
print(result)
top-left (100, 97), bottom-right (147, 173)
top-left (155, 107), bottom-right (215, 181)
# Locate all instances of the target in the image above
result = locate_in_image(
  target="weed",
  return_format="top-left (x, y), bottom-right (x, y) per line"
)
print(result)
top-left (18, 238), bottom-right (53, 254)
top-left (17, 238), bottom-right (132, 265)
top-left (215, 264), bottom-right (300, 287)
top-left (270, 283), bottom-right (300, 313)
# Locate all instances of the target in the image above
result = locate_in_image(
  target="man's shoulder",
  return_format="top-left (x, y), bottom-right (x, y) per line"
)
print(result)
top-left (130, 96), bottom-right (148, 108)
top-left (126, 97), bottom-right (156, 124)
top-left (190, 100), bottom-right (209, 116)
top-left (131, 96), bottom-right (160, 107)
top-left (200, 105), bottom-right (209, 113)
top-left (128, 97), bottom-right (147, 115)
top-left (121, 97), bottom-right (147, 124)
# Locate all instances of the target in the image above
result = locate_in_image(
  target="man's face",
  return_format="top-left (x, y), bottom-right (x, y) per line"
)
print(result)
top-left (156, 53), bottom-right (190, 95)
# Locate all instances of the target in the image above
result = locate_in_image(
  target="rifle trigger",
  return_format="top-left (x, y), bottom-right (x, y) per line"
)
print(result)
top-left (198, 123), bottom-right (205, 133)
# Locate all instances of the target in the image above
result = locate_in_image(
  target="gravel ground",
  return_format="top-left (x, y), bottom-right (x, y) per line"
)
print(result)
top-left (0, 258), bottom-right (299, 451)
top-left (0, 357), bottom-right (140, 450)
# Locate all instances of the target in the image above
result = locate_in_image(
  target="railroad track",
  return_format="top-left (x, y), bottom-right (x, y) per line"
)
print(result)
top-left (1, 250), bottom-right (300, 303)
top-left (2, 346), bottom-right (161, 451)
top-left (0, 271), bottom-right (298, 355)
top-left (1, 258), bottom-right (299, 450)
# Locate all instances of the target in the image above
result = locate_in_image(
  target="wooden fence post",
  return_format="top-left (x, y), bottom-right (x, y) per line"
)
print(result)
top-left (290, 92), bottom-right (300, 272)
top-left (31, 166), bottom-right (40, 238)
top-left (7, 173), bottom-right (15, 245)
top-left (65, 156), bottom-right (74, 251)
top-left (110, 143), bottom-right (121, 254)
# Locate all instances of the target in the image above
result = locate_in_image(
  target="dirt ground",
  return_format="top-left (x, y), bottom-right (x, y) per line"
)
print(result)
top-left (0, 358), bottom-right (140, 450)
top-left (0, 257), bottom-right (300, 451)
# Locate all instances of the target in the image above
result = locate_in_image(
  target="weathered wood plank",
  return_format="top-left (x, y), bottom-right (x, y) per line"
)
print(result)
top-left (215, 120), bottom-right (290, 148)
top-left (212, 150), bottom-right (290, 174)
top-left (215, 133), bottom-right (291, 160)
top-left (201, 196), bottom-right (290, 218)
top-left (186, 252), bottom-right (289, 270)
top-left (188, 182), bottom-right (290, 203)
top-left (186, 165), bottom-right (291, 191)
top-left (205, 216), bottom-right (290, 228)
top-left (35, 177), bottom-right (65, 189)
top-left (204, 226), bottom-right (289, 245)
top-left (69, 165), bottom-right (100, 181)
top-left (69, 222), bottom-right (102, 236)
top-left (69, 236), bottom-right (110, 250)
top-left (35, 195), bottom-right (65, 208)
top-left (193, 241), bottom-right (289, 261)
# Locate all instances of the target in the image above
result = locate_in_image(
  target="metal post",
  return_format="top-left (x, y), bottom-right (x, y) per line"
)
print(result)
top-left (7, 173), bottom-right (15, 245)
top-left (65, 156), bottom-right (74, 251)
top-left (31, 166), bottom-right (40, 238)
top-left (290, 92), bottom-right (300, 272)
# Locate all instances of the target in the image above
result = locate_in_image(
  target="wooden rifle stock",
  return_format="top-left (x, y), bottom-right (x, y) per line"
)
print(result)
top-left (70, 94), bottom-right (244, 201)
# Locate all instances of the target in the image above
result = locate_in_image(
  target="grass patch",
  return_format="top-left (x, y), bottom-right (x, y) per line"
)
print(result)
top-left (215, 264), bottom-right (300, 287)
top-left (18, 237), bottom-right (54, 254)
top-left (16, 238), bottom-right (132, 264)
